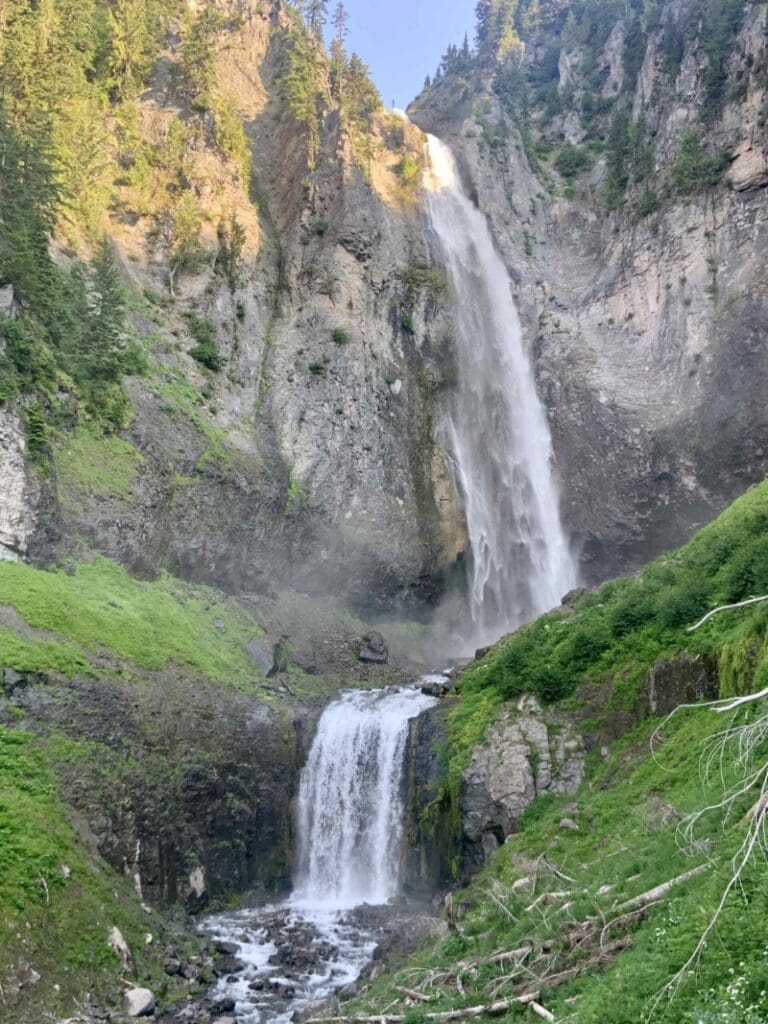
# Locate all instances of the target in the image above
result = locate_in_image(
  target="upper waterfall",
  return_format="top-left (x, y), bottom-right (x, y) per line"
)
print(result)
top-left (292, 686), bottom-right (438, 911)
top-left (423, 135), bottom-right (577, 649)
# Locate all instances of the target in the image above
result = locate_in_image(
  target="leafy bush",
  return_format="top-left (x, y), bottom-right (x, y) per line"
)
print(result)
top-left (554, 143), bottom-right (593, 179)
top-left (332, 327), bottom-right (350, 345)
top-left (672, 131), bottom-right (730, 195)
top-left (186, 313), bottom-right (224, 371)
top-left (397, 153), bottom-right (421, 185)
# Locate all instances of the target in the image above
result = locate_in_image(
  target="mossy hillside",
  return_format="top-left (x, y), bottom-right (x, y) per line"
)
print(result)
top-left (351, 706), bottom-right (768, 1023)
top-left (446, 479), bottom-right (768, 795)
top-left (0, 557), bottom-right (267, 688)
top-left (0, 726), bottom-right (193, 1024)
top-left (54, 426), bottom-right (145, 510)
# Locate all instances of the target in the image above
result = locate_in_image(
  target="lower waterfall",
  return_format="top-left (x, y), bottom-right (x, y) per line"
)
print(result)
top-left (423, 135), bottom-right (577, 648)
top-left (293, 687), bottom-right (438, 910)
top-left (204, 682), bottom-right (440, 1023)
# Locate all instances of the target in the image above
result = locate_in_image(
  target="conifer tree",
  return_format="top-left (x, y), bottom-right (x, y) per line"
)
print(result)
top-left (306, 0), bottom-right (328, 38)
top-left (83, 238), bottom-right (127, 381)
top-left (331, 1), bottom-right (349, 103)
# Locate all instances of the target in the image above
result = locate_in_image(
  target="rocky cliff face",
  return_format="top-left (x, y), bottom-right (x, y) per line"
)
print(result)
top-left (410, 0), bottom-right (768, 583)
top-left (5, 0), bottom-right (464, 614)
top-left (5, 0), bottom-right (766, 613)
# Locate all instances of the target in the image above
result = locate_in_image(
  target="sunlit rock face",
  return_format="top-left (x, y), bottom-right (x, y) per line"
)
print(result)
top-left (411, 1), bottom-right (768, 585)
top-left (0, 408), bottom-right (38, 562)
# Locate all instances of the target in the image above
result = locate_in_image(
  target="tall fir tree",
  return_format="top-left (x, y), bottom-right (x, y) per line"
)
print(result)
top-left (331, 1), bottom-right (349, 103)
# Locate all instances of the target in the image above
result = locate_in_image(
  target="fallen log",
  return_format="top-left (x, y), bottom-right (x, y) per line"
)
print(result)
top-left (307, 994), bottom-right (551, 1023)
top-left (613, 865), bottom-right (707, 914)
top-left (396, 987), bottom-right (432, 1004)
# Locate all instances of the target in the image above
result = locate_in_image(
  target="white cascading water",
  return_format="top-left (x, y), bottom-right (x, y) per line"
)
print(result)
top-left (423, 135), bottom-right (577, 648)
top-left (292, 686), bottom-right (438, 910)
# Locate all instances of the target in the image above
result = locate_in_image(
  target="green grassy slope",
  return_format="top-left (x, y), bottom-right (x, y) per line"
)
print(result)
top-left (348, 481), bottom-right (768, 1024)
top-left (0, 556), bottom-right (267, 687)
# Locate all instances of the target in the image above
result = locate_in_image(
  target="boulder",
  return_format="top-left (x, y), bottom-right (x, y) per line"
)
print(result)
top-left (357, 631), bottom-right (388, 664)
top-left (214, 940), bottom-right (240, 957)
top-left (1, 668), bottom-right (25, 695)
top-left (122, 988), bottom-right (155, 1017)
top-left (647, 654), bottom-right (718, 715)
top-left (0, 284), bottom-right (15, 320)
top-left (289, 646), bottom-right (317, 675)
top-left (244, 638), bottom-right (273, 674)
top-left (460, 695), bottom-right (585, 870)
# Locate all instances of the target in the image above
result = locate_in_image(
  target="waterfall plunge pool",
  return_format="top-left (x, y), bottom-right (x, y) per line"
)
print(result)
top-left (199, 682), bottom-right (442, 1024)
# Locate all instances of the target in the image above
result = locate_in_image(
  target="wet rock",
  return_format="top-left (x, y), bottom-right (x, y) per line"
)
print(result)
top-left (358, 631), bottom-right (389, 664)
top-left (213, 957), bottom-right (244, 977)
top-left (289, 646), bottom-right (317, 675)
top-left (647, 654), bottom-right (718, 715)
top-left (123, 987), bottom-right (155, 1017)
top-left (214, 941), bottom-right (240, 957)
top-left (420, 676), bottom-right (451, 698)
top-left (163, 959), bottom-right (182, 976)
top-left (213, 996), bottom-right (236, 1014)
top-left (248, 979), bottom-right (265, 991)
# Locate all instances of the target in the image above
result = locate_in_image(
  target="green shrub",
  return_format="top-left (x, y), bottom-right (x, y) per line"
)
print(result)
top-left (332, 327), bottom-right (350, 345)
top-left (186, 313), bottom-right (224, 371)
top-left (672, 131), bottom-right (730, 195)
top-left (554, 143), bottom-right (593, 179)
top-left (397, 153), bottom-right (421, 185)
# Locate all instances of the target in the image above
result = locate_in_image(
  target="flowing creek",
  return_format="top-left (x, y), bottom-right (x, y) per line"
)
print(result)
top-left (202, 683), bottom-right (440, 1023)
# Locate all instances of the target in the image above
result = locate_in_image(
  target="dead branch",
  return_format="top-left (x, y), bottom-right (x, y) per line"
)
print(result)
top-left (525, 891), bottom-right (570, 913)
top-left (613, 865), bottom-right (706, 914)
top-left (599, 902), bottom-right (659, 950)
top-left (540, 855), bottom-right (575, 884)
top-left (396, 987), bottom-right (432, 1004)
top-left (687, 594), bottom-right (768, 632)
top-left (308, 996), bottom-right (551, 1023)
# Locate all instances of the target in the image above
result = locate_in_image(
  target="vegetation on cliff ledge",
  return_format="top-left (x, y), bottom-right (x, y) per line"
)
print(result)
top-left (347, 489), bottom-right (768, 1023)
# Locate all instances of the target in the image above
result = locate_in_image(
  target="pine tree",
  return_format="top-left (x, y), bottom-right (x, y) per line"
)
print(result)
top-left (181, 5), bottom-right (223, 110)
top-left (331, 1), bottom-right (349, 103)
top-left (83, 238), bottom-right (127, 381)
top-left (306, 0), bottom-right (328, 38)
top-left (107, 0), bottom-right (156, 99)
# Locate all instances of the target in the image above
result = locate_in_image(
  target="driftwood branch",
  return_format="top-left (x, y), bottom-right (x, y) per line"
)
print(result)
top-left (687, 594), bottom-right (768, 632)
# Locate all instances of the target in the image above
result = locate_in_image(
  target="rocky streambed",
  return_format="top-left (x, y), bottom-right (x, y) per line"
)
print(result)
top-left (154, 900), bottom-right (440, 1024)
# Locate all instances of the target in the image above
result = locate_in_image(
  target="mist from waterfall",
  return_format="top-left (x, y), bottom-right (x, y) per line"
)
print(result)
top-left (423, 135), bottom-right (577, 649)
top-left (292, 686), bottom-right (438, 911)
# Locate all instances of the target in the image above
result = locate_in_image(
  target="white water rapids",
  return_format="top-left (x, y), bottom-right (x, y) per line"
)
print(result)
top-left (424, 135), bottom-right (577, 648)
